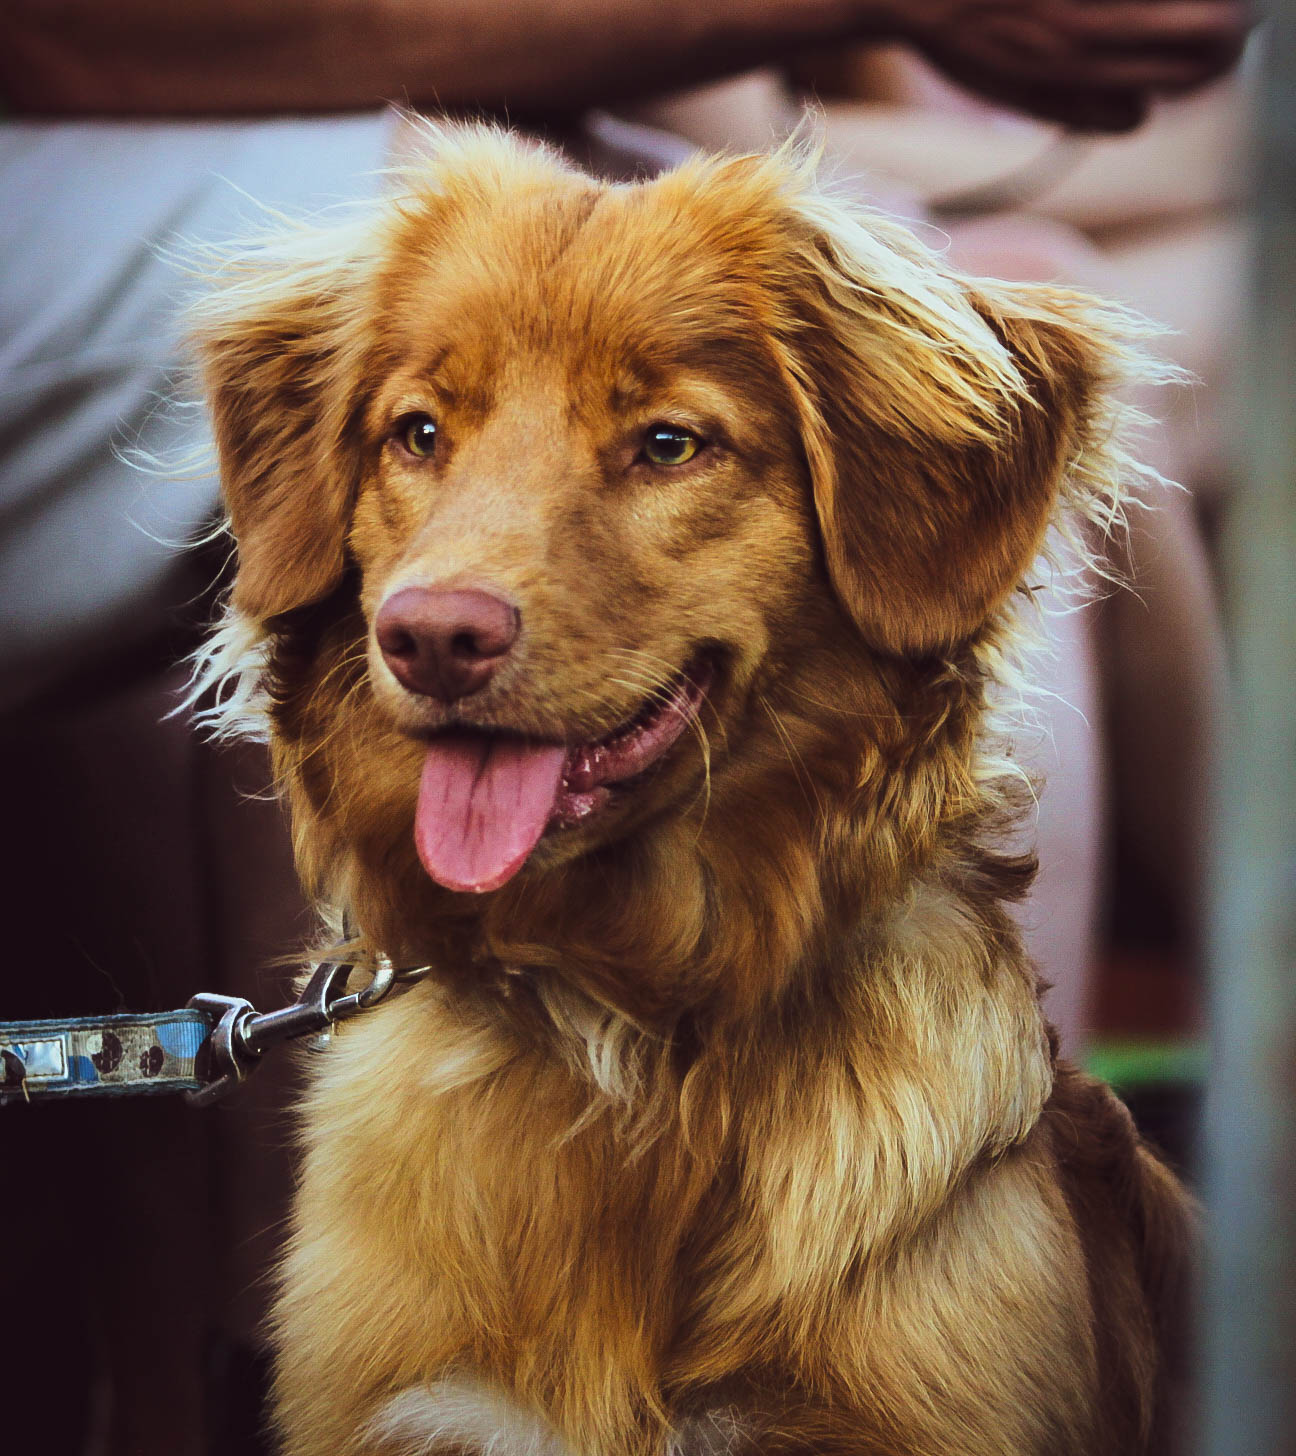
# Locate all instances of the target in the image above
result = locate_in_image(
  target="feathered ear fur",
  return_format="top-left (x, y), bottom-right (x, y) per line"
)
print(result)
top-left (800, 295), bottom-right (1100, 657)
top-left (189, 221), bottom-right (376, 620)
top-left (767, 189), bottom-right (1119, 656)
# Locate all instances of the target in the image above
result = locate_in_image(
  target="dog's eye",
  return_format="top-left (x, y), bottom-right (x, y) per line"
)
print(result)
top-left (397, 414), bottom-right (438, 459)
top-left (642, 426), bottom-right (701, 467)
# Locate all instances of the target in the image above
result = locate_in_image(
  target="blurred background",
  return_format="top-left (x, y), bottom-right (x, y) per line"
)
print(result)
top-left (0, 1), bottom-right (1290, 1450)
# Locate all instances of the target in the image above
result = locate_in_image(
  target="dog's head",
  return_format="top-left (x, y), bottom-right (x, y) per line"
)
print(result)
top-left (193, 126), bottom-right (1139, 991)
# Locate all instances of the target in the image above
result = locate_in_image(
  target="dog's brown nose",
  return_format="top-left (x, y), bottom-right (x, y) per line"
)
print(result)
top-left (376, 587), bottom-right (520, 702)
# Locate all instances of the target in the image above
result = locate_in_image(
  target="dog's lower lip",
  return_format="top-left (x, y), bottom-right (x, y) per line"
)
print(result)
top-left (547, 653), bottom-right (715, 829)
top-left (561, 654), bottom-right (715, 798)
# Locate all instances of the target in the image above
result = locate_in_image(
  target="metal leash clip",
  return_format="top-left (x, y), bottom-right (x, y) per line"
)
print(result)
top-left (187, 954), bottom-right (431, 1106)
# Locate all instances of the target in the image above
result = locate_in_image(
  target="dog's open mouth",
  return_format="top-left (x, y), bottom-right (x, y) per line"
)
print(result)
top-left (413, 652), bottom-right (716, 893)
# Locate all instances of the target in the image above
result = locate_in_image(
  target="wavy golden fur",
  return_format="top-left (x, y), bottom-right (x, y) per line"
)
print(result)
top-left (189, 124), bottom-right (1192, 1455)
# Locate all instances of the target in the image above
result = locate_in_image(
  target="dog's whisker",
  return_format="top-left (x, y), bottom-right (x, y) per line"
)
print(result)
top-left (778, 682), bottom-right (894, 723)
top-left (605, 673), bottom-right (673, 704)
top-left (759, 693), bottom-right (827, 824)
top-left (684, 718), bottom-right (714, 844)
top-left (603, 658), bottom-right (674, 686)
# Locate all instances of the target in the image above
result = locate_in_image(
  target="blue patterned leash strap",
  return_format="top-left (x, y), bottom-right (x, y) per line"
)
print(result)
top-left (0, 1009), bottom-right (211, 1104)
top-left (0, 953), bottom-right (432, 1108)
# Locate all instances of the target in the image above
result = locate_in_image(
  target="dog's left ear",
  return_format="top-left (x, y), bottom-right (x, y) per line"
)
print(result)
top-left (773, 211), bottom-right (1111, 656)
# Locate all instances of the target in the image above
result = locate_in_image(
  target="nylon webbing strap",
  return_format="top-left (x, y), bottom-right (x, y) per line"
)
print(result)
top-left (0, 950), bottom-right (428, 1107)
top-left (0, 1009), bottom-right (214, 1105)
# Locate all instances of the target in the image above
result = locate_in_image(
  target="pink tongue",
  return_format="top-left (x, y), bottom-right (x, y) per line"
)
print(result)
top-left (414, 733), bottom-right (567, 893)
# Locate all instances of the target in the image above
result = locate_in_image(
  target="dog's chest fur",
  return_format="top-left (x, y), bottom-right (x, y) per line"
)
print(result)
top-left (370, 1379), bottom-right (754, 1455)
top-left (275, 959), bottom-right (1098, 1456)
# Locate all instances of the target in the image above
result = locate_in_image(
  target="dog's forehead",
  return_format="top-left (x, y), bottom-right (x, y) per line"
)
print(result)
top-left (376, 173), bottom-right (780, 394)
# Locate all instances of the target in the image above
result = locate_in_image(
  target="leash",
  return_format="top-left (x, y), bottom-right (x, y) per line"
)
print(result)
top-left (0, 951), bottom-right (432, 1109)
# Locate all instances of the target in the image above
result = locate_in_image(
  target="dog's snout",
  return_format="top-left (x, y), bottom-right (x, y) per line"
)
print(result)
top-left (376, 587), bottom-right (520, 701)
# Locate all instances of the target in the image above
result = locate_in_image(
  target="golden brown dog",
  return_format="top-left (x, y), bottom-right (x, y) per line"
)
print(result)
top-left (190, 124), bottom-right (1192, 1456)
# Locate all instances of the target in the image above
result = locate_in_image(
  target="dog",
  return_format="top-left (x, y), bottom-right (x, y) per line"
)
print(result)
top-left (189, 124), bottom-right (1193, 1456)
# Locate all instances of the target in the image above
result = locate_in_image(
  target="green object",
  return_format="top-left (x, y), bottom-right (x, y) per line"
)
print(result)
top-left (1084, 1037), bottom-right (1209, 1092)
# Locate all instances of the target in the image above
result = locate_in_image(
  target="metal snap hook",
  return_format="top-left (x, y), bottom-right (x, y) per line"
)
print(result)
top-left (184, 951), bottom-right (433, 1105)
top-left (328, 953), bottom-right (398, 1020)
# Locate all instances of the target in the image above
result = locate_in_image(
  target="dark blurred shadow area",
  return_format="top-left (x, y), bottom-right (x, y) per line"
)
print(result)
top-left (0, 0), bottom-right (1271, 1449)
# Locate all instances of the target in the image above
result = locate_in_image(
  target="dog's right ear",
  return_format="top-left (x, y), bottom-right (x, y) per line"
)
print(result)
top-left (192, 237), bottom-right (371, 621)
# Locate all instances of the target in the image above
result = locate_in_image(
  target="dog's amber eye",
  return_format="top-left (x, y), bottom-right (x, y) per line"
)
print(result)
top-left (643, 426), bottom-right (700, 467)
top-left (398, 414), bottom-right (438, 458)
